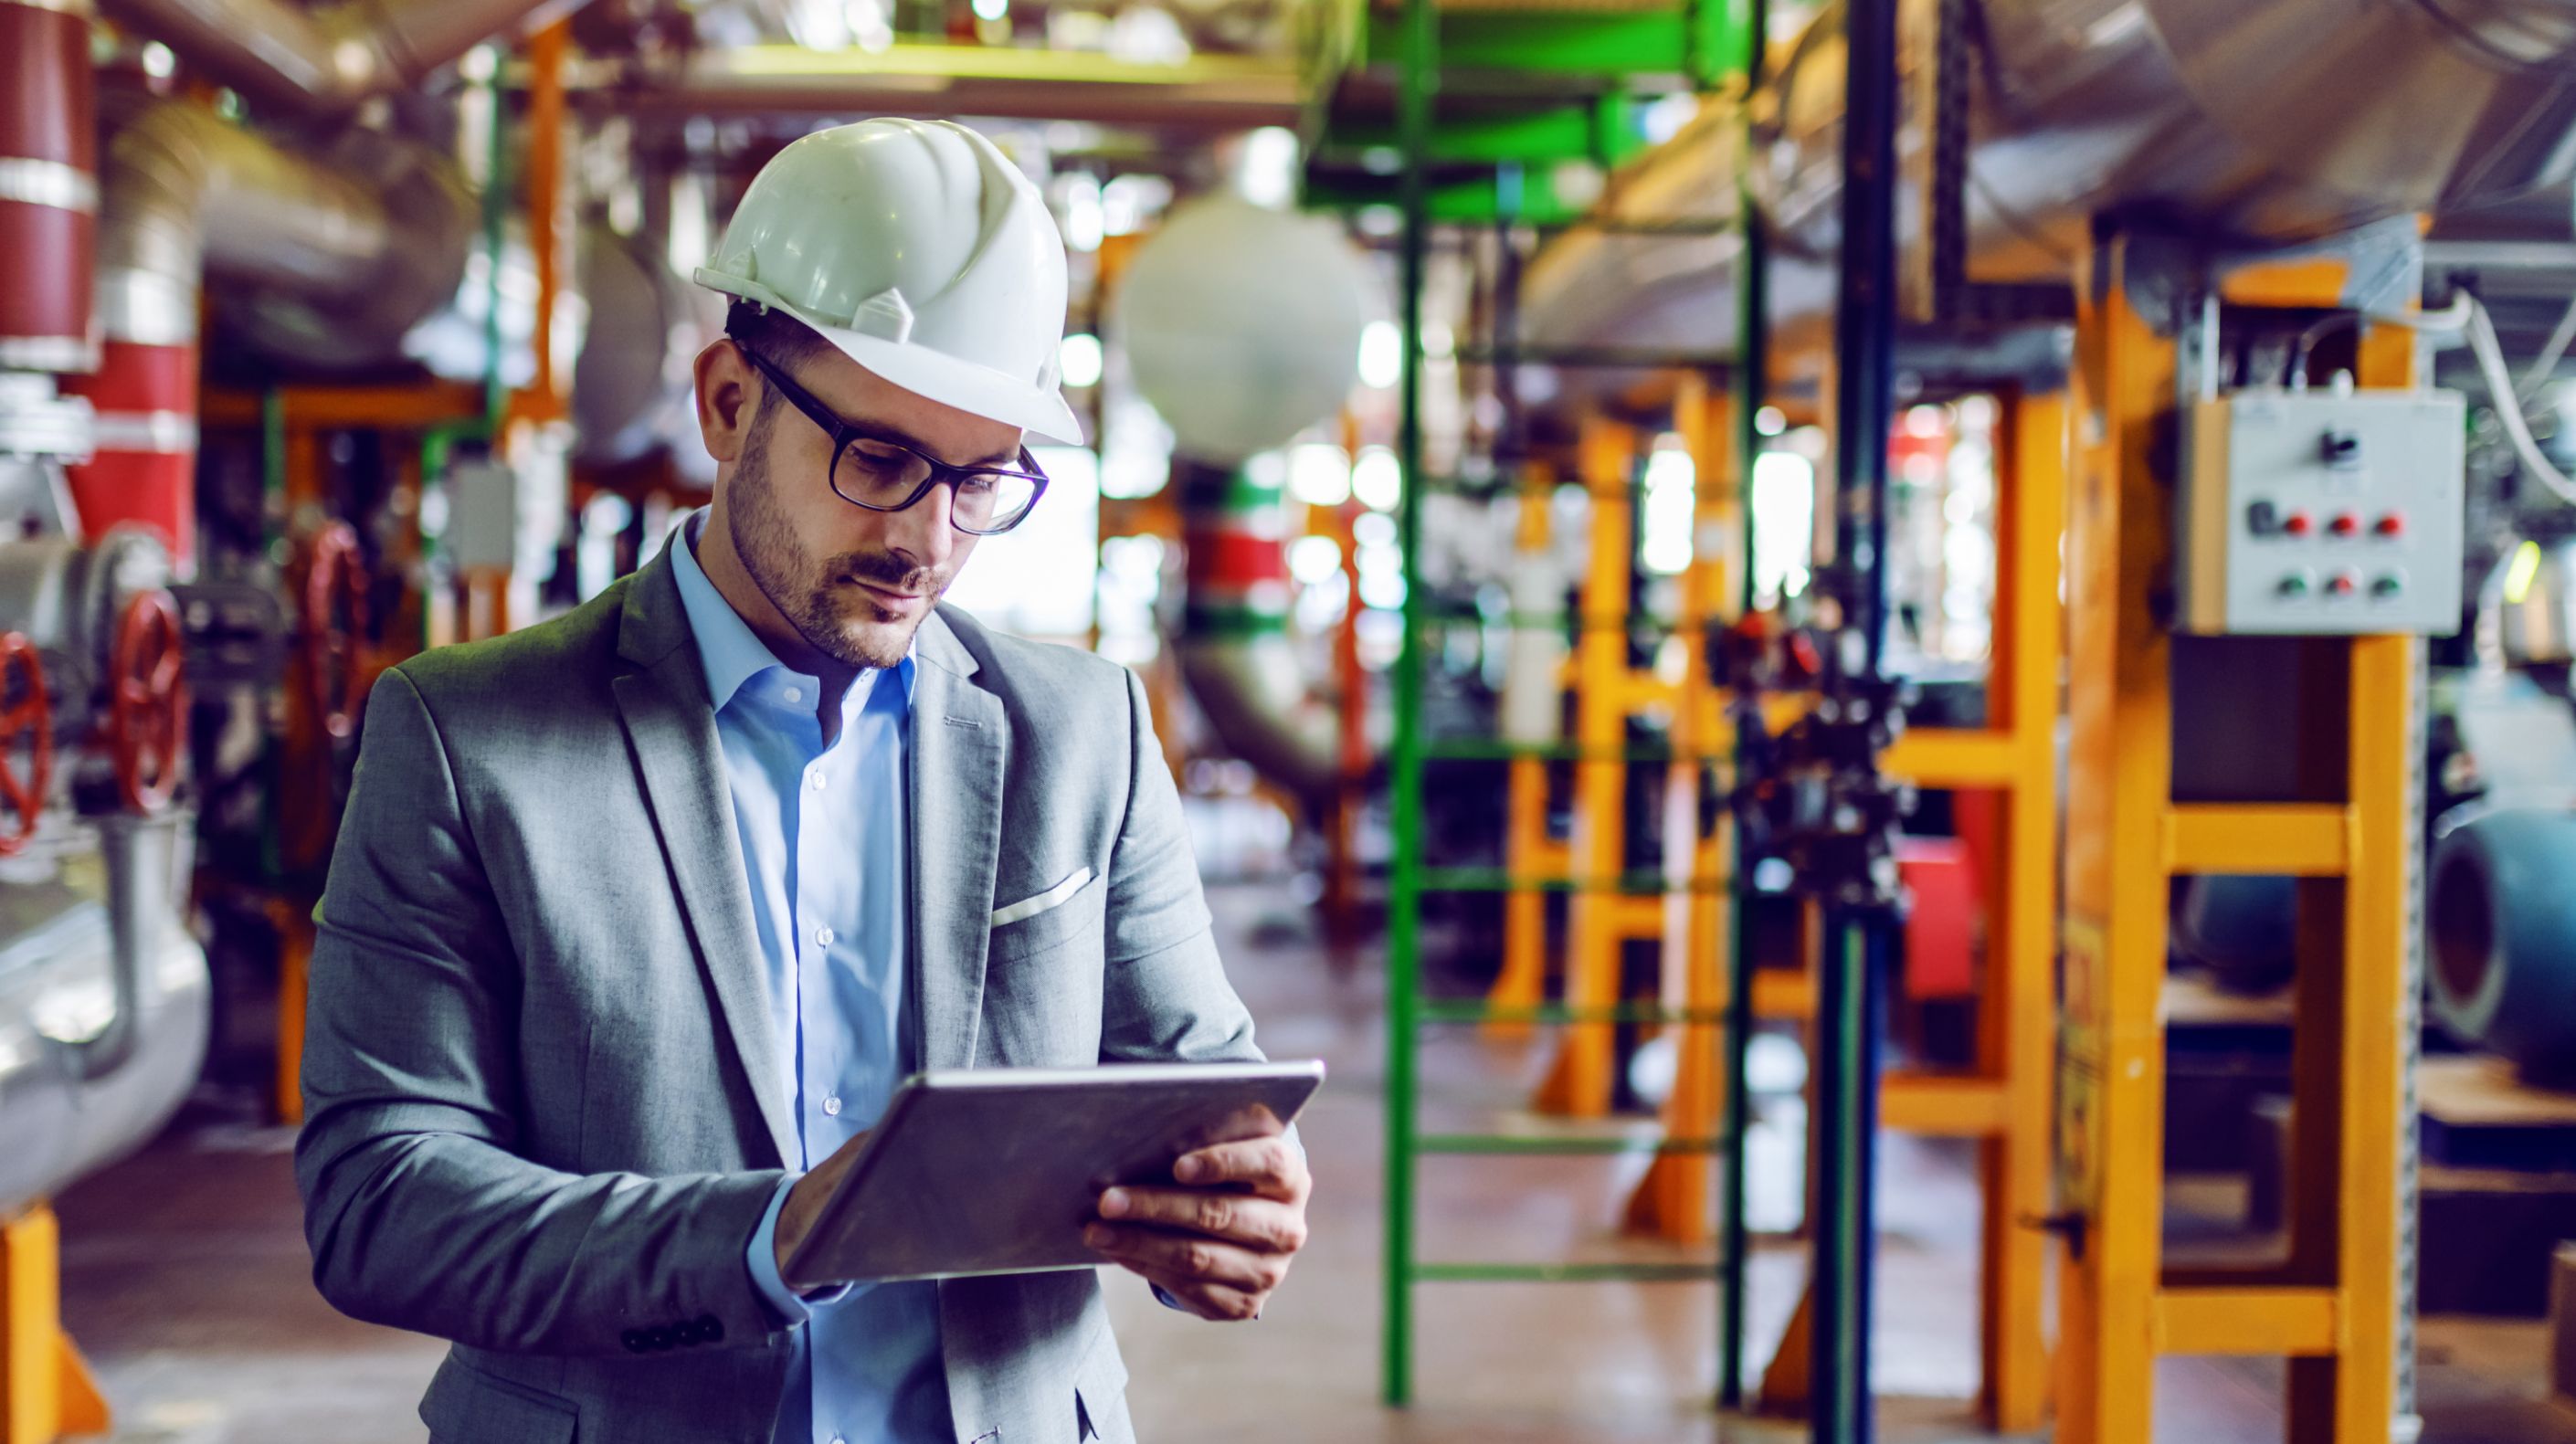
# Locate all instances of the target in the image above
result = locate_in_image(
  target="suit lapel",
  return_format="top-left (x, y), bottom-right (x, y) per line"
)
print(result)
top-left (909, 609), bottom-right (1006, 1071)
top-left (611, 554), bottom-right (800, 1169)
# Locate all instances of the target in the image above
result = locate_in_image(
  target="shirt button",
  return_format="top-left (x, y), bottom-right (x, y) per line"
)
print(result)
top-left (810, 771), bottom-right (828, 790)
top-left (782, 686), bottom-right (803, 704)
top-left (816, 926), bottom-right (835, 948)
top-left (822, 1096), bottom-right (841, 1117)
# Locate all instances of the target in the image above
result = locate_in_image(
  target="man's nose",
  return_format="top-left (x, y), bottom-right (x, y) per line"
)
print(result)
top-left (886, 483), bottom-right (958, 571)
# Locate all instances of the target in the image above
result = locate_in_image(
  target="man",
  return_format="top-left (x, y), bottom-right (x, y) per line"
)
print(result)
top-left (295, 118), bottom-right (1310, 1444)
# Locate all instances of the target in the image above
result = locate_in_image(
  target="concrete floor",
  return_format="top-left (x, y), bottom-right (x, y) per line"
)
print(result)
top-left (48, 876), bottom-right (2576, 1442)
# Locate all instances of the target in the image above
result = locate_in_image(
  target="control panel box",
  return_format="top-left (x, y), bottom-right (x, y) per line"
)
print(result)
top-left (2177, 388), bottom-right (2465, 636)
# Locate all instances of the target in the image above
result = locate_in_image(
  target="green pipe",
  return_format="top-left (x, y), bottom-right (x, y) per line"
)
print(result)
top-left (1718, 0), bottom-right (1768, 1410)
top-left (1381, 0), bottom-right (1434, 1408)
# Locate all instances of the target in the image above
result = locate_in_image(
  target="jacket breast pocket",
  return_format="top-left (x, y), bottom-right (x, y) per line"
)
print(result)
top-left (420, 1358), bottom-right (579, 1444)
top-left (987, 867), bottom-right (1106, 965)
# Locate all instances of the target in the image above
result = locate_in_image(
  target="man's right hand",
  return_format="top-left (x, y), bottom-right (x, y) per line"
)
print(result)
top-left (774, 1130), bottom-right (870, 1283)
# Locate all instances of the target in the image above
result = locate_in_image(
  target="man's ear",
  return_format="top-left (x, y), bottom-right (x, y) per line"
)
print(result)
top-left (693, 340), bottom-right (756, 465)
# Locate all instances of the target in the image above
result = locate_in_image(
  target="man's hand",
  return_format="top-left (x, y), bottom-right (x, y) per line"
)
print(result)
top-left (1083, 1113), bottom-right (1311, 1322)
top-left (774, 1131), bottom-right (870, 1282)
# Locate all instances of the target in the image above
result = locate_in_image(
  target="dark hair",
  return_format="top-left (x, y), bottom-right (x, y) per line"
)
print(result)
top-left (724, 298), bottom-right (834, 378)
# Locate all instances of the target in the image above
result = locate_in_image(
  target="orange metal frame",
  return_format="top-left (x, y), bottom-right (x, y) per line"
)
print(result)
top-left (1483, 382), bottom-right (2064, 1428)
top-left (0, 1207), bottom-right (108, 1444)
top-left (2053, 232), bottom-right (2412, 1444)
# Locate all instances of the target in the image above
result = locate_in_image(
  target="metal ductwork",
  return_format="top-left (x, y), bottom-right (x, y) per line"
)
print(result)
top-left (1525, 0), bottom-right (2576, 358)
top-left (0, 814), bottom-right (209, 1218)
top-left (93, 100), bottom-right (474, 366)
top-left (92, 0), bottom-right (584, 121)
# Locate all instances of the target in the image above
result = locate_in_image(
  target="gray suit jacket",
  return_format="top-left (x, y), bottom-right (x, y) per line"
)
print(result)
top-left (294, 546), bottom-right (1263, 1444)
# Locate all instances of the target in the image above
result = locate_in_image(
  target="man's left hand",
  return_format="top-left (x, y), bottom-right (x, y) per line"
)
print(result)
top-left (1084, 1128), bottom-right (1311, 1322)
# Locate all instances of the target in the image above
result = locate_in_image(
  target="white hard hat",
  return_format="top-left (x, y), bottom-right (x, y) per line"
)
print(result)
top-left (692, 119), bottom-right (1082, 444)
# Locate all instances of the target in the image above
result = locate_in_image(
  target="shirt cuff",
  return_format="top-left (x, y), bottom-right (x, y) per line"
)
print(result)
top-left (745, 1175), bottom-right (851, 1326)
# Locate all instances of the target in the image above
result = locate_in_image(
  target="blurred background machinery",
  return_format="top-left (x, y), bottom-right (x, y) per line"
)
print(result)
top-left (9, 0), bottom-right (2576, 1441)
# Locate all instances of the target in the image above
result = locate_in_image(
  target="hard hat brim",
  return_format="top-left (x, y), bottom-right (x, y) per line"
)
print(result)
top-left (698, 276), bottom-right (1084, 448)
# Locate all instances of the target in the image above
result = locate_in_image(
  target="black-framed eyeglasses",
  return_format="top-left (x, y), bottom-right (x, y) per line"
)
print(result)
top-left (739, 343), bottom-right (1050, 536)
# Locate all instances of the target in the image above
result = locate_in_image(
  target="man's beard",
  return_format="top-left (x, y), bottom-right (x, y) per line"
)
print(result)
top-left (730, 405), bottom-right (944, 671)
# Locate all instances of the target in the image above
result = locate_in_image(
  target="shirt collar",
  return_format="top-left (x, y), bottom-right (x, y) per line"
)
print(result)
top-left (668, 509), bottom-right (915, 714)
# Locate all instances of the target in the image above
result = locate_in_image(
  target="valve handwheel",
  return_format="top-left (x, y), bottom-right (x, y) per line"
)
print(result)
top-left (110, 590), bottom-right (185, 815)
top-left (0, 632), bottom-right (53, 854)
top-left (303, 522), bottom-right (370, 742)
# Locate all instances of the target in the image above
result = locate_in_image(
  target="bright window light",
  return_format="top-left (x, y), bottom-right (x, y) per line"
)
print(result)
top-left (1289, 443), bottom-right (1352, 507)
top-left (1357, 321), bottom-right (1402, 391)
top-left (1750, 450), bottom-right (1816, 606)
top-left (938, 444), bottom-right (1096, 637)
top-left (1059, 333), bottom-right (1103, 389)
top-left (1640, 446), bottom-right (1696, 575)
top-left (1288, 534), bottom-right (1344, 585)
top-left (970, 0), bottom-right (1008, 21)
top-left (1058, 172), bottom-right (1105, 253)
top-left (1351, 446), bottom-right (1402, 511)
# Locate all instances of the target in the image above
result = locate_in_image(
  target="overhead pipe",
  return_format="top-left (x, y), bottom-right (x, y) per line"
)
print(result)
top-left (1521, 0), bottom-right (2576, 367)
top-left (65, 100), bottom-right (474, 570)
top-left (92, 0), bottom-right (587, 121)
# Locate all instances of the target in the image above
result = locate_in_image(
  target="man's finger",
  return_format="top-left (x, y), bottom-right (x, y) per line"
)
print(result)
top-left (1134, 1273), bottom-right (1264, 1323)
top-left (1084, 1225), bottom-right (1285, 1294)
top-left (1097, 1187), bottom-right (1306, 1252)
top-left (1171, 1135), bottom-right (1303, 1196)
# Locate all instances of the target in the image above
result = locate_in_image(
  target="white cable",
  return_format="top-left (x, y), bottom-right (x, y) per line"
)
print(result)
top-left (2460, 290), bottom-right (2576, 506)
top-left (2516, 292), bottom-right (2576, 406)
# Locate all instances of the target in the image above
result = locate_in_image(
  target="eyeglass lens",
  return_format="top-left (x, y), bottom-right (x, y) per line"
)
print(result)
top-left (830, 437), bottom-right (1040, 534)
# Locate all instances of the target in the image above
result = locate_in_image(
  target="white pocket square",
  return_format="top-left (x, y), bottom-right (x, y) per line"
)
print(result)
top-left (989, 867), bottom-right (1093, 926)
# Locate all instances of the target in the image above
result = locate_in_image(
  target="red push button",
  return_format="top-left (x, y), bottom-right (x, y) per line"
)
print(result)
top-left (2328, 513), bottom-right (2360, 537)
top-left (2328, 573), bottom-right (2359, 596)
top-left (2283, 511), bottom-right (2314, 537)
top-left (2375, 513), bottom-right (2404, 538)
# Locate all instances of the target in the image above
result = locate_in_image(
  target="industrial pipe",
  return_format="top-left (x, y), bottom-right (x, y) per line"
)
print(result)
top-left (65, 100), bottom-right (473, 569)
top-left (0, 812), bottom-right (210, 1218)
top-left (1523, 0), bottom-right (2576, 359)
top-left (0, 0), bottom-right (98, 376)
top-left (92, 0), bottom-right (586, 121)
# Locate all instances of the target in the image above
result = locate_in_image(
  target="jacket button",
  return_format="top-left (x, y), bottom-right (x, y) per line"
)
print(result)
top-left (643, 1327), bottom-right (673, 1351)
top-left (620, 1329), bottom-right (648, 1354)
top-left (670, 1320), bottom-right (701, 1345)
top-left (696, 1313), bottom-right (725, 1344)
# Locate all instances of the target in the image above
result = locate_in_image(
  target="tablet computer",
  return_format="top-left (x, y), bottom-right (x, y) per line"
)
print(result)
top-left (781, 1059), bottom-right (1325, 1288)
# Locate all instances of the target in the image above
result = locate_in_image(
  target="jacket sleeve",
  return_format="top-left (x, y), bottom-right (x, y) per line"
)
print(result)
top-left (292, 666), bottom-right (787, 1357)
top-left (1098, 665), bottom-right (1263, 1067)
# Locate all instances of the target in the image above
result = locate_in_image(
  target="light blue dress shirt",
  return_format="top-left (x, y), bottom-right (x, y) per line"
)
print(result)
top-left (669, 513), bottom-right (950, 1444)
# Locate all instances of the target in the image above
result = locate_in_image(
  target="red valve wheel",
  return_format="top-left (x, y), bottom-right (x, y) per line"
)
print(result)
top-left (0, 632), bottom-right (54, 855)
top-left (302, 522), bottom-right (371, 742)
top-left (109, 590), bottom-right (185, 815)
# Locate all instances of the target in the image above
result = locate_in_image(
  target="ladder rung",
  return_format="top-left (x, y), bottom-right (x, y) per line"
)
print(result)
top-left (1413, 1261), bottom-right (1727, 1283)
top-left (2152, 1286), bottom-right (2341, 1356)
top-left (1415, 868), bottom-right (1728, 894)
top-left (1419, 1000), bottom-right (1735, 1025)
top-left (1418, 740), bottom-right (1723, 763)
top-left (1416, 1132), bottom-right (1726, 1156)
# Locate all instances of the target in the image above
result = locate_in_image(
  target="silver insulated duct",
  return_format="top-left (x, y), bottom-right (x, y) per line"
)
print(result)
top-left (93, 0), bottom-right (586, 121)
top-left (1523, 0), bottom-right (2576, 356)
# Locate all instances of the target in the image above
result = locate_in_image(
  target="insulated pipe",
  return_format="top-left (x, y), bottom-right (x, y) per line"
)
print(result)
top-left (1172, 458), bottom-right (1345, 812)
top-left (63, 101), bottom-right (473, 569)
top-left (0, 814), bottom-right (209, 1219)
top-left (91, 0), bottom-right (586, 122)
top-left (1523, 0), bottom-right (2576, 358)
top-left (0, 0), bottom-right (98, 376)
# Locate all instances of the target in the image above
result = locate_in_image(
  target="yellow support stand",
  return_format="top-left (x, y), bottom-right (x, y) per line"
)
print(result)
top-left (1532, 416), bottom-right (1653, 1119)
top-left (2054, 231), bottom-right (2412, 1444)
top-left (1489, 462), bottom-right (1569, 1044)
top-left (1, 1207), bottom-right (109, 1444)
